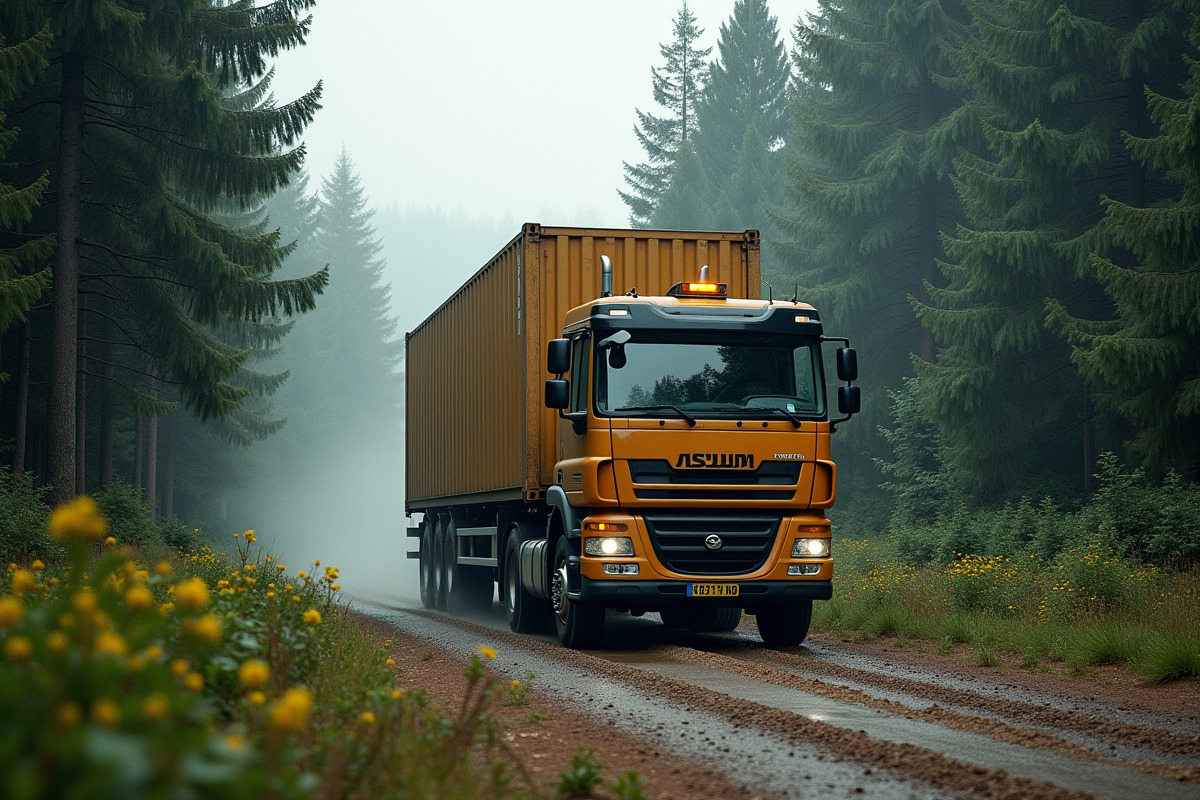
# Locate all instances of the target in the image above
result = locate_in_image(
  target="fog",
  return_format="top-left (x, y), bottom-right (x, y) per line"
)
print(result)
top-left (225, 1), bottom-right (820, 608)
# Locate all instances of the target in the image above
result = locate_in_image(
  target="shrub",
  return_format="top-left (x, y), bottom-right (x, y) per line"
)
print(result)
top-left (93, 478), bottom-right (159, 546)
top-left (0, 469), bottom-right (56, 564)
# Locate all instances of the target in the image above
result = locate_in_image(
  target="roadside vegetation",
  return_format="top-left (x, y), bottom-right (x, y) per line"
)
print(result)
top-left (825, 441), bottom-right (1200, 683)
top-left (0, 483), bottom-right (645, 799)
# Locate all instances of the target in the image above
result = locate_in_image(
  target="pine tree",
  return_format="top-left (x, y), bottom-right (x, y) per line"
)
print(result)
top-left (771, 0), bottom-right (976, 487)
top-left (914, 0), bottom-right (1192, 498)
top-left (620, 1), bottom-right (712, 227)
top-left (687, 0), bottom-right (791, 234)
top-left (1047, 13), bottom-right (1200, 480)
top-left (1, 0), bottom-right (327, 503)
top-left (0, 22), bottom-right (53, 332)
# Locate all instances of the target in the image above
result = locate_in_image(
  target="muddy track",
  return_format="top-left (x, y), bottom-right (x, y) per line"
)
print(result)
top-left (375, 605), bottom-right (1200, 800)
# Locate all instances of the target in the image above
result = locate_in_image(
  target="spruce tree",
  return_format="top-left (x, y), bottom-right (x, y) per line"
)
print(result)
top-left (620, 1), bottom-right (712, 227)
top-left (1, 0), bottom-right (327, 503)
top-left (1047, 14), bottom-right (1200, 480)
top-left (0, 22), bottom-right (53, 332)
top-left (685, 0), bottom-right (791, 234)
top-left (914, 0), bottom-right (1192, 498)
top-left (771, 0), bottom-right (976, 487)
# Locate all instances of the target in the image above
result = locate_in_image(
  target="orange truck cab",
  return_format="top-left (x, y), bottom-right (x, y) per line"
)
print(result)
top-left (405, 225), bottom-right (858, 649)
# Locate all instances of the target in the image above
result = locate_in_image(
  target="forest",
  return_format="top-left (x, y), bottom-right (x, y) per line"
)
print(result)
top-left (1, 0), bottom-right (1199, 568)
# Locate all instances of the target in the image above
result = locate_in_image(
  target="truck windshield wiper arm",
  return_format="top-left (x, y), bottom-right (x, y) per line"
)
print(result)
top-left (614, 404), bottom-right (696, 426)
top-left (738, 406), bottom-right (803, 428)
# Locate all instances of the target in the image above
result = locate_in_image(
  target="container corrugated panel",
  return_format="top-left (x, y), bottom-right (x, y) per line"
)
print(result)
top-left (406, 224), bottom-right (760, 510)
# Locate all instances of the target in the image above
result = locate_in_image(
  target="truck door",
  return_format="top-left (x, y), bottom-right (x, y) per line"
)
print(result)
top-left (556, 330), bottom-right (613, 506)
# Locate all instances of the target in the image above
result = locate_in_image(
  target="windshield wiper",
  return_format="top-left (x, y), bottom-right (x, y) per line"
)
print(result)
top-left (739, 406), bottom-right (803, 428)
top-left (614, 404), bottom-right (696, 426)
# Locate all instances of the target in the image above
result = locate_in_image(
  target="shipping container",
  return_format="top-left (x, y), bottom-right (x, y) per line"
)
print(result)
top-left (405, 223), bottom-right (761, 511)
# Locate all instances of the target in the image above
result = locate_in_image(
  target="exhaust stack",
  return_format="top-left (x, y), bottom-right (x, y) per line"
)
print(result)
top-left (699, 264), bottom-right (709, 282)
top-left (601, 255), bottom-right (613, 297)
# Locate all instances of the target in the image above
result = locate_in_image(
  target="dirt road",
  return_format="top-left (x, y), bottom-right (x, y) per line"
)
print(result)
top-left (356, 598), bottom-right (1200, 800)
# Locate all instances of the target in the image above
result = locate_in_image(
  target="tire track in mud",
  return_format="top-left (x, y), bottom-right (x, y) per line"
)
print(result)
top-left (399, 609), bottom-right (1131, 800)
top-left (660, 641), bottom-right (1200, 784)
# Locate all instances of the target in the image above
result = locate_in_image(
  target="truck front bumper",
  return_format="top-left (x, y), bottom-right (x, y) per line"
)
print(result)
top-left (574, 576), bottom-right (832, 607)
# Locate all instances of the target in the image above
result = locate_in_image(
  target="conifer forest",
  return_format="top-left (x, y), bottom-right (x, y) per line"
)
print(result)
top-left (1, 0), bottom-right (1199, 561)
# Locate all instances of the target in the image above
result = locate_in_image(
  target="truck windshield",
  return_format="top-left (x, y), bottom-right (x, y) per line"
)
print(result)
top-left (595, 334), bottom-right (826, 420)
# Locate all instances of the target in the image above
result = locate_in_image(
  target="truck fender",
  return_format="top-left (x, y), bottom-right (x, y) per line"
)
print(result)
top-left (546, 485), bottom-right (580, 539)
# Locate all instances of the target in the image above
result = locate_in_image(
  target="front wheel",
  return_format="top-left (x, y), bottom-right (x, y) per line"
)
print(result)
top-left (551, 537), bottom-right (605, 649)
top-left (755, 599), bottom-right (812, 647)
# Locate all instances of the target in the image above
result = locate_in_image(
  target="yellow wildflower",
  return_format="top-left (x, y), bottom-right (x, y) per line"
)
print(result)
top-left (303, 609), bottom-right (321, 625)
top-left (225, 734), bottom-right (246, 751)
top-left (55, 702), bottom-right (81, 730)
top-left (155, 561), bottom-right (173, 576)
top-left (359, 711), bottom-right (376, 725)
top-left (184, 672), bottom-right (204, 692)
top-left (269, 687), bottom-right (313, 733)
top-left (94, 631), bottom-right (128, 658)
top-left (72, 589), bottom-right (96, 614)
top-left (191, 613), bottom-right (222, 643)
top-left (91, 698), bottom-right (121, 727)
top-left (0, 596), bottom-right (22, 628)
top-left (48, 496), bottom-right (109, 540)
top-left (46, 631), bottom-right (68, 652)
top-left (174, 577), bottom-right (209, 609)
top-left (10, 569), bottom-right (36, 594)
top-left (247, 690), bottom-right (266, 706)
top-left (5, 635), bottom-right (33, 662)
top-left (125, 585), bottom-right (153, 611)
top-left (478, 645), bottom-right (497, 660)
top-left (141, 692), bottom-right (170, 722)
top-left (238, 659), bottom-right (270, 690)
top-left (30, 560), bottom-right (45, 572)
top-left (385, 658), bottom-right (396, 667)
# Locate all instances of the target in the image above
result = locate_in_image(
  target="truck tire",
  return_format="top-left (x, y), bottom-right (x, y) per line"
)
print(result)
top-left (756, 599), bottom-right (813, 647)
top-left (551, 536), bottom-right (604, 649)
top-left (660, 606), bottom-right (741, 633)
top-left (433, 516), bottom-right (450, 611)
top-left (445, 519), bottom-right (494, 614)
top-left (502, 532), bottom-right (549, 633)
top-left (418, 516), bottom-right (437, 609)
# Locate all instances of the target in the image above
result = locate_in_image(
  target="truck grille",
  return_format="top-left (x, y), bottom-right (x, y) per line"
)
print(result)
top-left (628, 459), bottom-right (800, 501)
top-left (642, 512), bottom-right (780, 576)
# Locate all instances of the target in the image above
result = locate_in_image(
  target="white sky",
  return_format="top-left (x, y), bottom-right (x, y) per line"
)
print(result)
top-left (271, 0), bottom-right (821, 227)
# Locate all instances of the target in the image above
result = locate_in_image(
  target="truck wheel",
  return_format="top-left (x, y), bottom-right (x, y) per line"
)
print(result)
top-left (433, 516), bottom-right (449, 611)
top-left (661, 606), bottom-right (741, 633)
top-left (756, 599), bottom-right (813, 647)
top-left (418, 516), bottom-right (437, 609)
top-left (551, 537), bottom-right (604, 649)
top-left (503, 532), bottom-right (549, 633)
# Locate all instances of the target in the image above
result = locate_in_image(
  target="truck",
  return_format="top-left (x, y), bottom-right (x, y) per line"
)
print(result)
top-left (405, 223), bottom-right (858, 649)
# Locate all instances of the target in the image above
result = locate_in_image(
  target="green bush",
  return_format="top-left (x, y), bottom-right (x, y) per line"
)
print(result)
top-left (157, 516), bottom-right (202, 551)
top-left (0, 469), bottom-right (57, 564)
top-left (93, 478), bottom-right (160, 547)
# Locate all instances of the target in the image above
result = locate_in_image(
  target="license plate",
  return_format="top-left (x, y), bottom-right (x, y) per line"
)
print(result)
top-left (687, 583), bottom-right (739, 598)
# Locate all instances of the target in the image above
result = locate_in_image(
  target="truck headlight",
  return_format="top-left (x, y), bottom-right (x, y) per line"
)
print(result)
top-left (792, 538), bottom-right (830, 558)
top-left (585, 537), bottom-right (634, 557)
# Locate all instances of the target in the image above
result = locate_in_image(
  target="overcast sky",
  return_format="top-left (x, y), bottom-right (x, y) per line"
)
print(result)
top-left (271, 0), bottom-right (821, 227)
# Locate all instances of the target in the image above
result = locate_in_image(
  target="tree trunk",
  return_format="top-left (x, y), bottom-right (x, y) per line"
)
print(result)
top-left (47, 48), bottom-right (86, 505)
top-left (12, 321), bottom-right (31, 474)
top-left (164, 415), bottom-right (175, 518)
top-left (134, 417), bottom-right (144, 489)
top-left (1083, 395), bottom-right (1095, 497)
top-left (76, 297), bottom-right (87, 493)
top-left (146, 413), bottom-right (158, 518)
top-left (99, 359), bottom-right (114, 487)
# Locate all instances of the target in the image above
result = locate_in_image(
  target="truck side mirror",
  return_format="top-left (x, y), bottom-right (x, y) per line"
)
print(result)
top-left (547, 339), bottom-right (571, 375)
top-left (838, 385), bottom-right (861, 415)
top-left (836, 347), bottom-right (858, 383)
top-left (545, 379), bottom-right (570, 410)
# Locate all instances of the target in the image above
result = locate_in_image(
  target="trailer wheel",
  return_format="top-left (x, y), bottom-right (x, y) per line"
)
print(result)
top-left (502, 532), bottom-right (549, 633)
top-left (445, 519), bottom-right (493, 614)
top-left (551, 537), bottom-right (604, 649)
top-left (755, 599), bottom-right (812, 647)
top-left (433, 516), bottom-right (449, 610)
top-left (418, 516), bottom-right (437, 609)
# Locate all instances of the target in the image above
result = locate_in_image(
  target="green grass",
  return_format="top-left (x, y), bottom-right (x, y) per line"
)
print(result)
top-left (820, 536), bottom-right (1200, 684)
